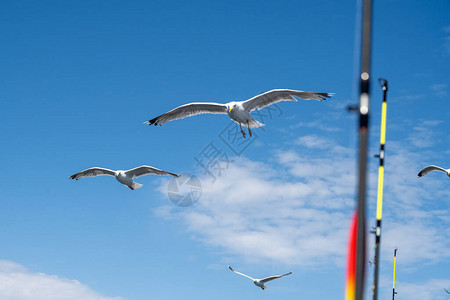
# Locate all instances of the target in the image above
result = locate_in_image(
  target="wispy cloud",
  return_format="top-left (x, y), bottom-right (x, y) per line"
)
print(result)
top-left (391, 93), bottom-right (426, 102)
top-left (392, 278), bottom-right (450, 300)
top-left (406, 119), bottom-right (444, 149)
top-left (156, 124), bottom-right (450, 269)
top-left (443, 26), bottom-right (450, 55)
top-left (289, 119), bottom-right (342, 132)
top-left (295, 135), bottom-right (334, 149)
top-left (156, 137), bottom-right (356, 266)
top-left (0, 260), bottom-right (125, 300)
top-left (430, 83), bottom-right (448, 97)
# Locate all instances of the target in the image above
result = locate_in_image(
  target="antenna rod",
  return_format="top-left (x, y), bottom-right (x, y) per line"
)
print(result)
top-left (372, 79), bottom-right (388, 300)
top-left (355, 0), bottom-right (373, 299)
top-left (392, 249), bottom-right (398, 300)
top-left (346, 1), bottom-right (373, 299)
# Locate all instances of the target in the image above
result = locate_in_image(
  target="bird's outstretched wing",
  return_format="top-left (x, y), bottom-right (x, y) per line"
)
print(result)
top-left (260, 272), bottom-right (292, 283)
top-left (125, 165), bottom-right (179, 178)
top-left (69, 167), bottom-right (115, 180)
top-left (242, 89), bottom-right (333, 112)
top-left (146, 103), bottom-right (228, 126)
top-left (417, 165), bottom-right (447, 177)
top-left (228, 265), bottom-right (255, 281)
top-left (444, 288), bottom-right (450, 294)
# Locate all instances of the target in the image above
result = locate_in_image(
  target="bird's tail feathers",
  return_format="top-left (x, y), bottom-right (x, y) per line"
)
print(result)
top-left (261, 285), bottom-right (269, 290)
top-left (132, 182), bottom-right (143, 190)
top-left (245, 119), bottom-right (265, 128)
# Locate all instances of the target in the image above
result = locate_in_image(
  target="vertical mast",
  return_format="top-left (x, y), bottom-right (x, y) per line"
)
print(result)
top-left (355, 0), bottom-right (373, 298)
top-left (372, 78), bottom-right (388, 300)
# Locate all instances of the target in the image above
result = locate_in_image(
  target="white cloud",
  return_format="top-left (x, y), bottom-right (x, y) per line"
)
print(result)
top-left (156, 135), bottom-right (357, 266)
top-left (289, 119), bottom-right (341, 132)
top-left (295, 135), bottom-right (333, 149)
top-left (156, 127), bottom-right (450, 269)
top-left (430, 84), bottom-right (448, 97)
top-left (393, 278), bottom-right (450, 300)
top-left (444, 26), bottom-right (450, 55)
top-left (405, 119), bottom-right (444, 149)
top-left (390, 93), bottom-right (426, 102)
top-left (0, 260), bottom-right (125, 300)
top-left (156, 164), bottom-right (352, 266)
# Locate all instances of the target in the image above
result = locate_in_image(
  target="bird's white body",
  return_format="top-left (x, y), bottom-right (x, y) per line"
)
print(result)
top-left (115, 171), bottom-right (141, 190)
top-left (70, 165), bottom-right (178, 190)
top-left (253, 280), bottom-right (267, 290)
top-left (226, 102), bottom-right (264, 128)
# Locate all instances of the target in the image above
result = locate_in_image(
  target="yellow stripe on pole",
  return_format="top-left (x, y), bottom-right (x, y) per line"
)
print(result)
top-left (376, 96), bottom-right (387, 221)
top-left (380, 101), bottom-right (387, 144)
top-left (376, 166), bottom-right (384, 220)
top-left (392, 255), bottom-right (397, 289)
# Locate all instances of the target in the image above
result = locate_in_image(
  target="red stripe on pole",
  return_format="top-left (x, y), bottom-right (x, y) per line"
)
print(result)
top-left (346, 212), bottom-right (358, 300)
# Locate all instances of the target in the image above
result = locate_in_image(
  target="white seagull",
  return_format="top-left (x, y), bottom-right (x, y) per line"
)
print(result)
top-left (146, 89), bottom-right (332, 138)
top-left (69, 165), bottom-right (179, 190)
top-left (417, 165), bottom-right (450, 178)
top-left (228, 265), bottom-right (292, 290)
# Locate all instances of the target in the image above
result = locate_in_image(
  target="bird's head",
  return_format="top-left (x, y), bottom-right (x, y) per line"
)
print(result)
top-left (227, 102), bottom-right (237, 113)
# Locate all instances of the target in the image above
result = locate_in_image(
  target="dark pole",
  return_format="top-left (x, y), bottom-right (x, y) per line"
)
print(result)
top-left (392, 249), bottom-right (398, 300)
top-left (372, 79), bottom-right (388, 300)
top-left (355, 0), bottom-right (373, 299)
top-left (372, 78), bottom-right (388, 300)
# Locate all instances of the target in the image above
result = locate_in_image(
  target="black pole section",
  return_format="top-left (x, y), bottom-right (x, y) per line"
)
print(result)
top-left (372, 78), bottom-right (388, 300)
top-left (355, 0), bottom-right (373, 299)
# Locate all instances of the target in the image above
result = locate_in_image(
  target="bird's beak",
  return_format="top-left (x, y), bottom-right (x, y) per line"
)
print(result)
top-left (228, 107), bottom-right (232, 113)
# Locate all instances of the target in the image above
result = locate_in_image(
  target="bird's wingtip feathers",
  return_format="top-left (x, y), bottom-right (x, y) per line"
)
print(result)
top-left (146, 117), bottom-right (159, 126)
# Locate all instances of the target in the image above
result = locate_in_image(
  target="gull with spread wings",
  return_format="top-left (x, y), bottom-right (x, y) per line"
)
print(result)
top-left (69, 165), bottom-right (179, 190)
top-left (228, 265), bottom-right (292, 290)
top-left (146, 89), bottom-right (333, 138)
top-left (417, 165), bottom-right (450, 178)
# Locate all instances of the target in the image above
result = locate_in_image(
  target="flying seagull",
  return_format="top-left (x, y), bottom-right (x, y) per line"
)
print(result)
top-left (146, 89), bottom-right (333, 138)
top-left (69, 165), bottom-right (179, 190)
top-left (228, 265), bottom-right (292, 290)
top-left (444, 288), bottom-right (450, 294)
top-left (417, 165), bottom-right (450, 178)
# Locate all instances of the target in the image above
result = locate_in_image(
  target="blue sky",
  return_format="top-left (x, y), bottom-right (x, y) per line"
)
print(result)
top-left (1, 0), bottom-right (449, 299)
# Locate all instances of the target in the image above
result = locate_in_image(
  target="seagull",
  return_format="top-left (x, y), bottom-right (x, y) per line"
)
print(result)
top-left (69, 165), bottom-right (179, 190)
top-left (417, 165), bottom-right (450, 178)
top-left (444, 288), bottom-right (450, 294)
top-left (146, 89), bottom-right (333, 138)
top-left (228, 265), bottom-right (292, 290)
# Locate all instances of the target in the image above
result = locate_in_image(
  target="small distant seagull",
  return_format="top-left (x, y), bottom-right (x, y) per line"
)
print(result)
top-left (146, 89), bottom-right (332, 138)
top-left (69, 165), bottom-right (179, 190)
top-left (228, 265), bottom-right (292, 290)
top-left (444, 288), bottom-right (450, 294)
top-left (417, 165), bottom-right (450, 178)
